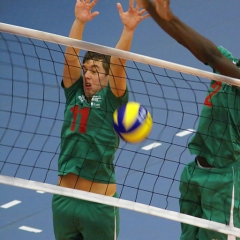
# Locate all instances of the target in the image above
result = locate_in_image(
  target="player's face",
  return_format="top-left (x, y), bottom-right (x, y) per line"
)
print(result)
top-left (82, 60), bottom-right (108, 99)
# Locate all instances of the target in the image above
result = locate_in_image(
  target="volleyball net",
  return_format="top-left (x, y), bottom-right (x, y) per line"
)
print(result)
top-left (0, 22), bottom-right (240, 237)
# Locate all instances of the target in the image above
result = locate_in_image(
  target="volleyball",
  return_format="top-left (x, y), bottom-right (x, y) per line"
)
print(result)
top-left (113, 102), bottom-right (153, 143)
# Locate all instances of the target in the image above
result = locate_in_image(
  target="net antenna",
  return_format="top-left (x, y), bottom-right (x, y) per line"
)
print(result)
top-left (1, 22), bottom-right (240, 238)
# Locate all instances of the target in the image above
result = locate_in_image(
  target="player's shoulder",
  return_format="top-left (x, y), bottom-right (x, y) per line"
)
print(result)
top-left (217, 46), bottom-right (236, 62)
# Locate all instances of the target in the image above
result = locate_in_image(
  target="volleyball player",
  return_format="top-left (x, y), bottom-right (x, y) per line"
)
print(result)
top-left (51, 0), bottom-right (149, 239)
top-left (136, 0), bottom-right (240, 239)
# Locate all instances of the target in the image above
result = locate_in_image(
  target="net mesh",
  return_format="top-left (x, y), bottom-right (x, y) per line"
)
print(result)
top-left (1, 24), bottom-right (240, 237)
top-left (1, 33), bottom-right (63, 184)
top-left (0, 32), bottom-right (201, 206)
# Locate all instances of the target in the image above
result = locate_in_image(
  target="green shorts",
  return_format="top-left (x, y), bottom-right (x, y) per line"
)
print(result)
top-left (179, 160), bottom-right (240, 240)
top-left (52, 193), bottom-right (119, 240)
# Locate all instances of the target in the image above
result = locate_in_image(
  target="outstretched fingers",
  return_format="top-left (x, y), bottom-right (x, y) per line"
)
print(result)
top-left (128, 0), bottom-right (134, 9)
top-left (88, 0), bottom-right (98, 9)
top-left (75, 0), bottom-right (99, 22)
top-left (117, 2), bottom-right (124, 15)
top-left (140, 12), bottom-right (150, 20)
top-left (138, 8), bottom-right (149, 16)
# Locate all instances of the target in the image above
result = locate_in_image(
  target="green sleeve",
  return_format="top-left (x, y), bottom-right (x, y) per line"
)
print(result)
top-left (210, 46), bottom-right (239, 74)
top-left (217, 46), bottom-right (235, 61)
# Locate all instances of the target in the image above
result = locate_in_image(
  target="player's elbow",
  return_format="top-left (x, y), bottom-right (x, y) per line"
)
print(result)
top-left (195, 46), bottom-right (222, 68)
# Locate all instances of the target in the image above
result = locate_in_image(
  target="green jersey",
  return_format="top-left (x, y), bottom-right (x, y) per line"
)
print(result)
top-left (58, 77), bottom-right (128, 183)
top-left (188, 46), bottom-right (240, 167)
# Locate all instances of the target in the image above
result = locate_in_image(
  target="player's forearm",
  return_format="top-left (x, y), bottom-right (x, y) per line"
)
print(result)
top-left (113, 27), bottom-right (134, 66)
top-left (147, 3), bottom-right (240, 78)
top-left (109, 27), bottom-right (134, 97)
top-left (146, 3), bottom-right (219, 64)
top-left (65, 19), bottom-right (85, 62)
top-left (110, 27), bottom-right (134, 79)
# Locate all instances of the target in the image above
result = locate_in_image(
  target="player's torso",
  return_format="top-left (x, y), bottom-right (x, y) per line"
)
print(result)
top-left (62, 83), bottom-right (120, 159)
top-left (189, 81), bottom-right (240, 166)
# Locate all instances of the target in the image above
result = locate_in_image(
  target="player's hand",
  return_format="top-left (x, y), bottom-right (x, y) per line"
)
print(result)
top-left (75, 0), bottom-right (99, 23)
top-left (117, 0), bottom-right (150, 31)
top-left (153, 0), bottom-right (173, 21)
top-left (135, 0), bottom-right (150, 9)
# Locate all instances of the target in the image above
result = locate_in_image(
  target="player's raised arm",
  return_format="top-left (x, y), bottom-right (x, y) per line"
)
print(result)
top-left (63, 0), bottom-right (99, 88)
top-left (136, 0), bottom-right (240, 79)
top-left (109, 0), bottom-right (149, 97)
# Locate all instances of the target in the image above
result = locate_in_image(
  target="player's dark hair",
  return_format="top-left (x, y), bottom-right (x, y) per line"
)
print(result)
top-left (83, 51), bottom-right (111, 75)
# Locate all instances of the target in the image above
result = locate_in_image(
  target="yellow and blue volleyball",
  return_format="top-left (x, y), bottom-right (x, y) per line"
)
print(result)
top-left (113, 102), bottom-right (153, 143)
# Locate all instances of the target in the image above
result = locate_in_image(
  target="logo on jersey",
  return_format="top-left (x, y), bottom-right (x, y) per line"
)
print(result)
top-left (92, 95), bottom-right (101, 102)
top-left (91, 95), bottom-right (102, 108)
top-left (78, 95), bottom-right (102, 108)
top-left (78, 95), bottom-right (86, 103)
